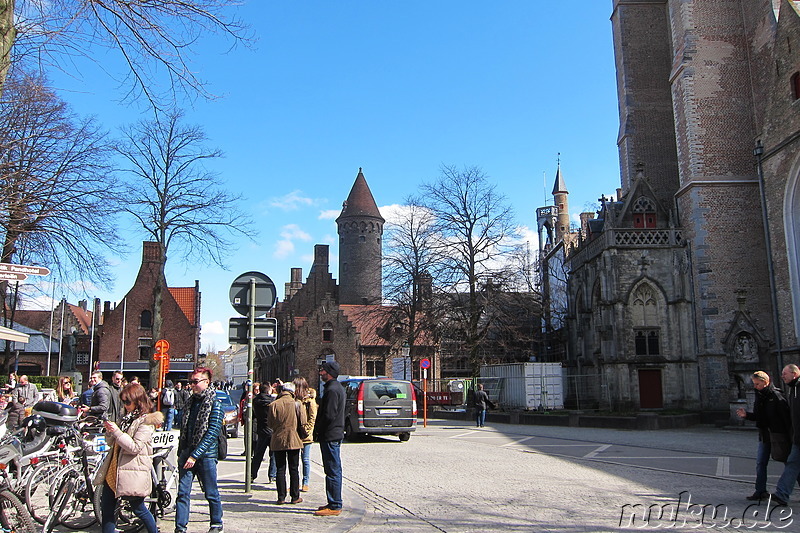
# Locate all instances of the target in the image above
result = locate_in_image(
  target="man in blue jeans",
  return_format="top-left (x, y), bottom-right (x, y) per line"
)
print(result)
top-left (773, 364), bottom-right (800, 506)
top-left (175, 367), bottom-right (224, 533)
top-left (314, 361), bottom-right (346, 516)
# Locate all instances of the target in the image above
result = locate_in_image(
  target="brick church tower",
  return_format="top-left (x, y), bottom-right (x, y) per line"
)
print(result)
top-left (336, 168), bottom-right (384, 305)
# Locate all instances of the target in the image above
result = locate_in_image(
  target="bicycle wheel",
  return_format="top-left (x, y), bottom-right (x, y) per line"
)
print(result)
top-left (25, 460), bottom-right (61, 524)
top-left (43, 474), bottom-right (75, 533)
top-left (0, 489), bottom-right (36, 533)
top-left (57, 466), bottom-right (99, 530)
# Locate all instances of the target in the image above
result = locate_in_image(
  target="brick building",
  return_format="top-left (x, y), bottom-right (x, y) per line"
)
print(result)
top-left (540, 0), bottom-right (800, 415)
top-left (268, 170), bottom-right (438, 390)
top-left (95, 241), bottom-right (201, 384)
top-left (14, 299), bottom-right (94, 377)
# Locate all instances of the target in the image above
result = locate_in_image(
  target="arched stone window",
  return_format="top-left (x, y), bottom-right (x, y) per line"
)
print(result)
top-left (632, 196), bottom-right (657, 228)
top-left (630, 282), bottom-right (661, 356)
top-left (784, 161), bottom-right (800, 339)
top-left (322, 322), bottom-right (333, 342)
top-left (140, 310), bottom-right (152, 329)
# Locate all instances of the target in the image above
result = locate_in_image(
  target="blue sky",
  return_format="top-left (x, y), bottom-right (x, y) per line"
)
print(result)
top-left (22, 1), bottom-right (622, 352)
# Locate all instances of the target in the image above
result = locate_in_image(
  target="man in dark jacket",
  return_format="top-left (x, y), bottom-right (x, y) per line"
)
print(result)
top-left (81, 372), bottom-right (119, 424)
top-left (313, 361), bottom-right (346, 516)
top-left (175, 367), bottom-right (224, 533)
top-left (174, 381), bottom-right (190, 427)
top-left (773, 364), bottom-right (800, 505)
top-left (736, 370), bottom-right (791, 500)
top-left (7, 375), bottom-right (38, 429)
top-left (251, 383), bottom-right (276, 481)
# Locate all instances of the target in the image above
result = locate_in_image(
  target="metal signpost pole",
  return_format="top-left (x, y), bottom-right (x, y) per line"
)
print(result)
top-left (245, 277), bottom-right (256, 493)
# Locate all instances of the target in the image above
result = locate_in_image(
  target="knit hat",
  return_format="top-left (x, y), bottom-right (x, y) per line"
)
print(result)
top-left (321, 360), bottom-right (340, 378)
top-left (281, 382), bottom-right (296, 393)
top-left (752, 371), bottom-right (770, 383)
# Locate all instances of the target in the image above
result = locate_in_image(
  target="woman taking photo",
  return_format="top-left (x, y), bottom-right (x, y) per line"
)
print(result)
top-left (293, 377), bottom-right (317, 492)
top-left (94, 382), bottom-right (163, 533)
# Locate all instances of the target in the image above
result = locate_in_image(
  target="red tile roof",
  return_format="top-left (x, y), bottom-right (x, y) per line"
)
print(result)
top-left (168, 287), bottom-right (197, 326)
top-left (14, 310), bottom-right (51, 332)
top-left (68, 304), bottom-right (93, 334)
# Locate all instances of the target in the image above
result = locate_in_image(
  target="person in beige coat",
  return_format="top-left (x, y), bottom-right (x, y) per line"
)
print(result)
top-left (267, 381), bottom-right (307, 505)
top-left (94, 382), bottom-right (163, 533)
top-left (293, 377), bottom-right (317, 492)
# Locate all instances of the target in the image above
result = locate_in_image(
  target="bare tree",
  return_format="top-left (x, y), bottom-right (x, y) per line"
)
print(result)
top-left (116, 108), bottom-right (255, 385)
top-left (382, 198), bottom-right (445, 370)
top-left (0, 66), bottom-right (120, 371)
top-left (0, 0), bottom-right (247, 105)
top-left (420, 165), bottom-right (519, 377)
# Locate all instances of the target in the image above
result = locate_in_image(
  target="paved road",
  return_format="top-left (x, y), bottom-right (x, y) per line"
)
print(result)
top-left (48, 419), bottom-right (795, 532)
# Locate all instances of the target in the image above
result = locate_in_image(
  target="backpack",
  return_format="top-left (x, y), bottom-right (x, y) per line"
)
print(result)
top-left (162, 388), bottom-right (175, 407)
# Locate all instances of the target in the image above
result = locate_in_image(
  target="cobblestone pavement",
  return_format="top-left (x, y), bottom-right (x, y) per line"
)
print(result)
top-left (48, 419), bottom-right (793, 532)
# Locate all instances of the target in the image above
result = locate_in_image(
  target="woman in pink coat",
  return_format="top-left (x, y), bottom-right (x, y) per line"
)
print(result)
top-left (94, 382), bottom-right (163, 533)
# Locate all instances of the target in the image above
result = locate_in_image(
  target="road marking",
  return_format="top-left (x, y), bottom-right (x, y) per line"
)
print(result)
top-left (450, 431), bottom-right (480, 438)
top-left (501, 437), bottom-right (536, 447)
top-left (583, 444), bottom-right (611, 458)
top-left (716, 456), bottom-right (730, 477)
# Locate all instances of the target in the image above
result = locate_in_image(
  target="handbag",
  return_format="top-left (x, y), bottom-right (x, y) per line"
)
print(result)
top-left (769, 431), bottom-right (791, 462)
top-left (295, 402), bottom-right (309, 440)
top-left (217, 431), bottom-right (228, 460)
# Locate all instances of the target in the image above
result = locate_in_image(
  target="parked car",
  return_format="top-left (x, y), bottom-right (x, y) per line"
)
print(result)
top-left (341, 378), bottom-right (417, 442)
top-left (216, 389), bottom-right (240, 438)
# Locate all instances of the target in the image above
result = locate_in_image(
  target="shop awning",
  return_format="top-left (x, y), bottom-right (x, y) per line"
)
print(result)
top-left (0, 325), bottom-right (29, 344)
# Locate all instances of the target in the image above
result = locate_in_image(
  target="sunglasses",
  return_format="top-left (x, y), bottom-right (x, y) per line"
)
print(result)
top-left (188, 378), bottom-right (208, 385)
top-left (121, 399), bottom-right (133, 406)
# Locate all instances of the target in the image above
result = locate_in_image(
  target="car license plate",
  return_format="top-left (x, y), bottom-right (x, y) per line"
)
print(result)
top-left (378, 408), bottom-right (398, 415)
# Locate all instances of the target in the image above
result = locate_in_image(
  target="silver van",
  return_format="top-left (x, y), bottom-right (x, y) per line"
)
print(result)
top-left (341, 378), bottom-right (417, 442)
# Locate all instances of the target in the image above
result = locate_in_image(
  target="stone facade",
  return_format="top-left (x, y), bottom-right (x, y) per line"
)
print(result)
top-left (540, 1), bottom-right (800, 414)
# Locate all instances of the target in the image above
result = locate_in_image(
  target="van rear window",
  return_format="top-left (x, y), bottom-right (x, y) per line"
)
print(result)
top-left (365, 381), bottom-right (410, 400)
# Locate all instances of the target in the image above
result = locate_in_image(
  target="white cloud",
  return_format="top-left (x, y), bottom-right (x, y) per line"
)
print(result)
top-left (203, 320), bottom-right (225, 335)
top-left (318, 209), bottom-right (340, 220)
top-left (274, 239), bottom-right (295, 260)
top-left (273, 224), bottom-right (312, 260)
top-left (280, 224), bottom-right (312, 242)
top-left (201, 320), bottom-right (226, 354)
top-left (269, 190), bottom-right (323, 211)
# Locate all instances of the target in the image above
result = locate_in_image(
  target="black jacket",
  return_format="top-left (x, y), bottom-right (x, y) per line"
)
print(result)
top-left (315, 379), bottom-right (345, 442)
top-left (744, 383), bottom-right (791, 442)
top-left (174, 388), bottom-right (190, 411)
top-left (88, 380), bottom-right (119, 424)
top-left (252, 392), bottom-right (274, 437)
top-left (786, 378), bottom-right (800, 445)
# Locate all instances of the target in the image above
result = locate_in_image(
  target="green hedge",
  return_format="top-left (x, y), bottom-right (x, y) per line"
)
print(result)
top-left (0, 376), bottom-right (60, 389)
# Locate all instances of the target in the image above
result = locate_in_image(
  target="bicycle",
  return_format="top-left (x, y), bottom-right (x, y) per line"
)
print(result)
top-left (42, 417), bottom-right (107, 532)
top-left (111, 430), bottom-right (180, 532)
top-left (0, 429), bottom-right (40, 533)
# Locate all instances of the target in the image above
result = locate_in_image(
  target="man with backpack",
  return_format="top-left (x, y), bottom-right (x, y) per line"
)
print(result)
top-left (161, 380), bottom-right (176, 431)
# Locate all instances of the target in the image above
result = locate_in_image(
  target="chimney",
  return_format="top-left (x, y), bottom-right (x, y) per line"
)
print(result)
top-left (311, 245), bottom-right (329, 272)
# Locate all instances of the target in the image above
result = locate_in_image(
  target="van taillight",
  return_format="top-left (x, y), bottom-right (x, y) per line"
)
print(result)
top-left (357, 383), bottom-right (364, 416)
top-left (411, 385), bottom-right (418, 416)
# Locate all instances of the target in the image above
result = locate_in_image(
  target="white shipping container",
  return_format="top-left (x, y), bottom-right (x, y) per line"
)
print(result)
top-left (480, 363), bottom-right (564, 410)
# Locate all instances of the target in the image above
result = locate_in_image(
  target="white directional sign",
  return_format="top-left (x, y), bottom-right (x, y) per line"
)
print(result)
top-left (0, 272), bottom-right (27, 281)
top-left (0, 263), bottom-right (50, 276)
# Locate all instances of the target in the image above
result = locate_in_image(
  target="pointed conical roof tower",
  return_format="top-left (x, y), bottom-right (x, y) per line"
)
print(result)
top-left (336, 168), bottom-right (384, 305)
top-left (552, 157), bottom-right (570, 242)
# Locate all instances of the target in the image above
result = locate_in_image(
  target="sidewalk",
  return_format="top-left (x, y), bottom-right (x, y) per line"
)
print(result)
top-left (156, 439), bottom-right (366, 533)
